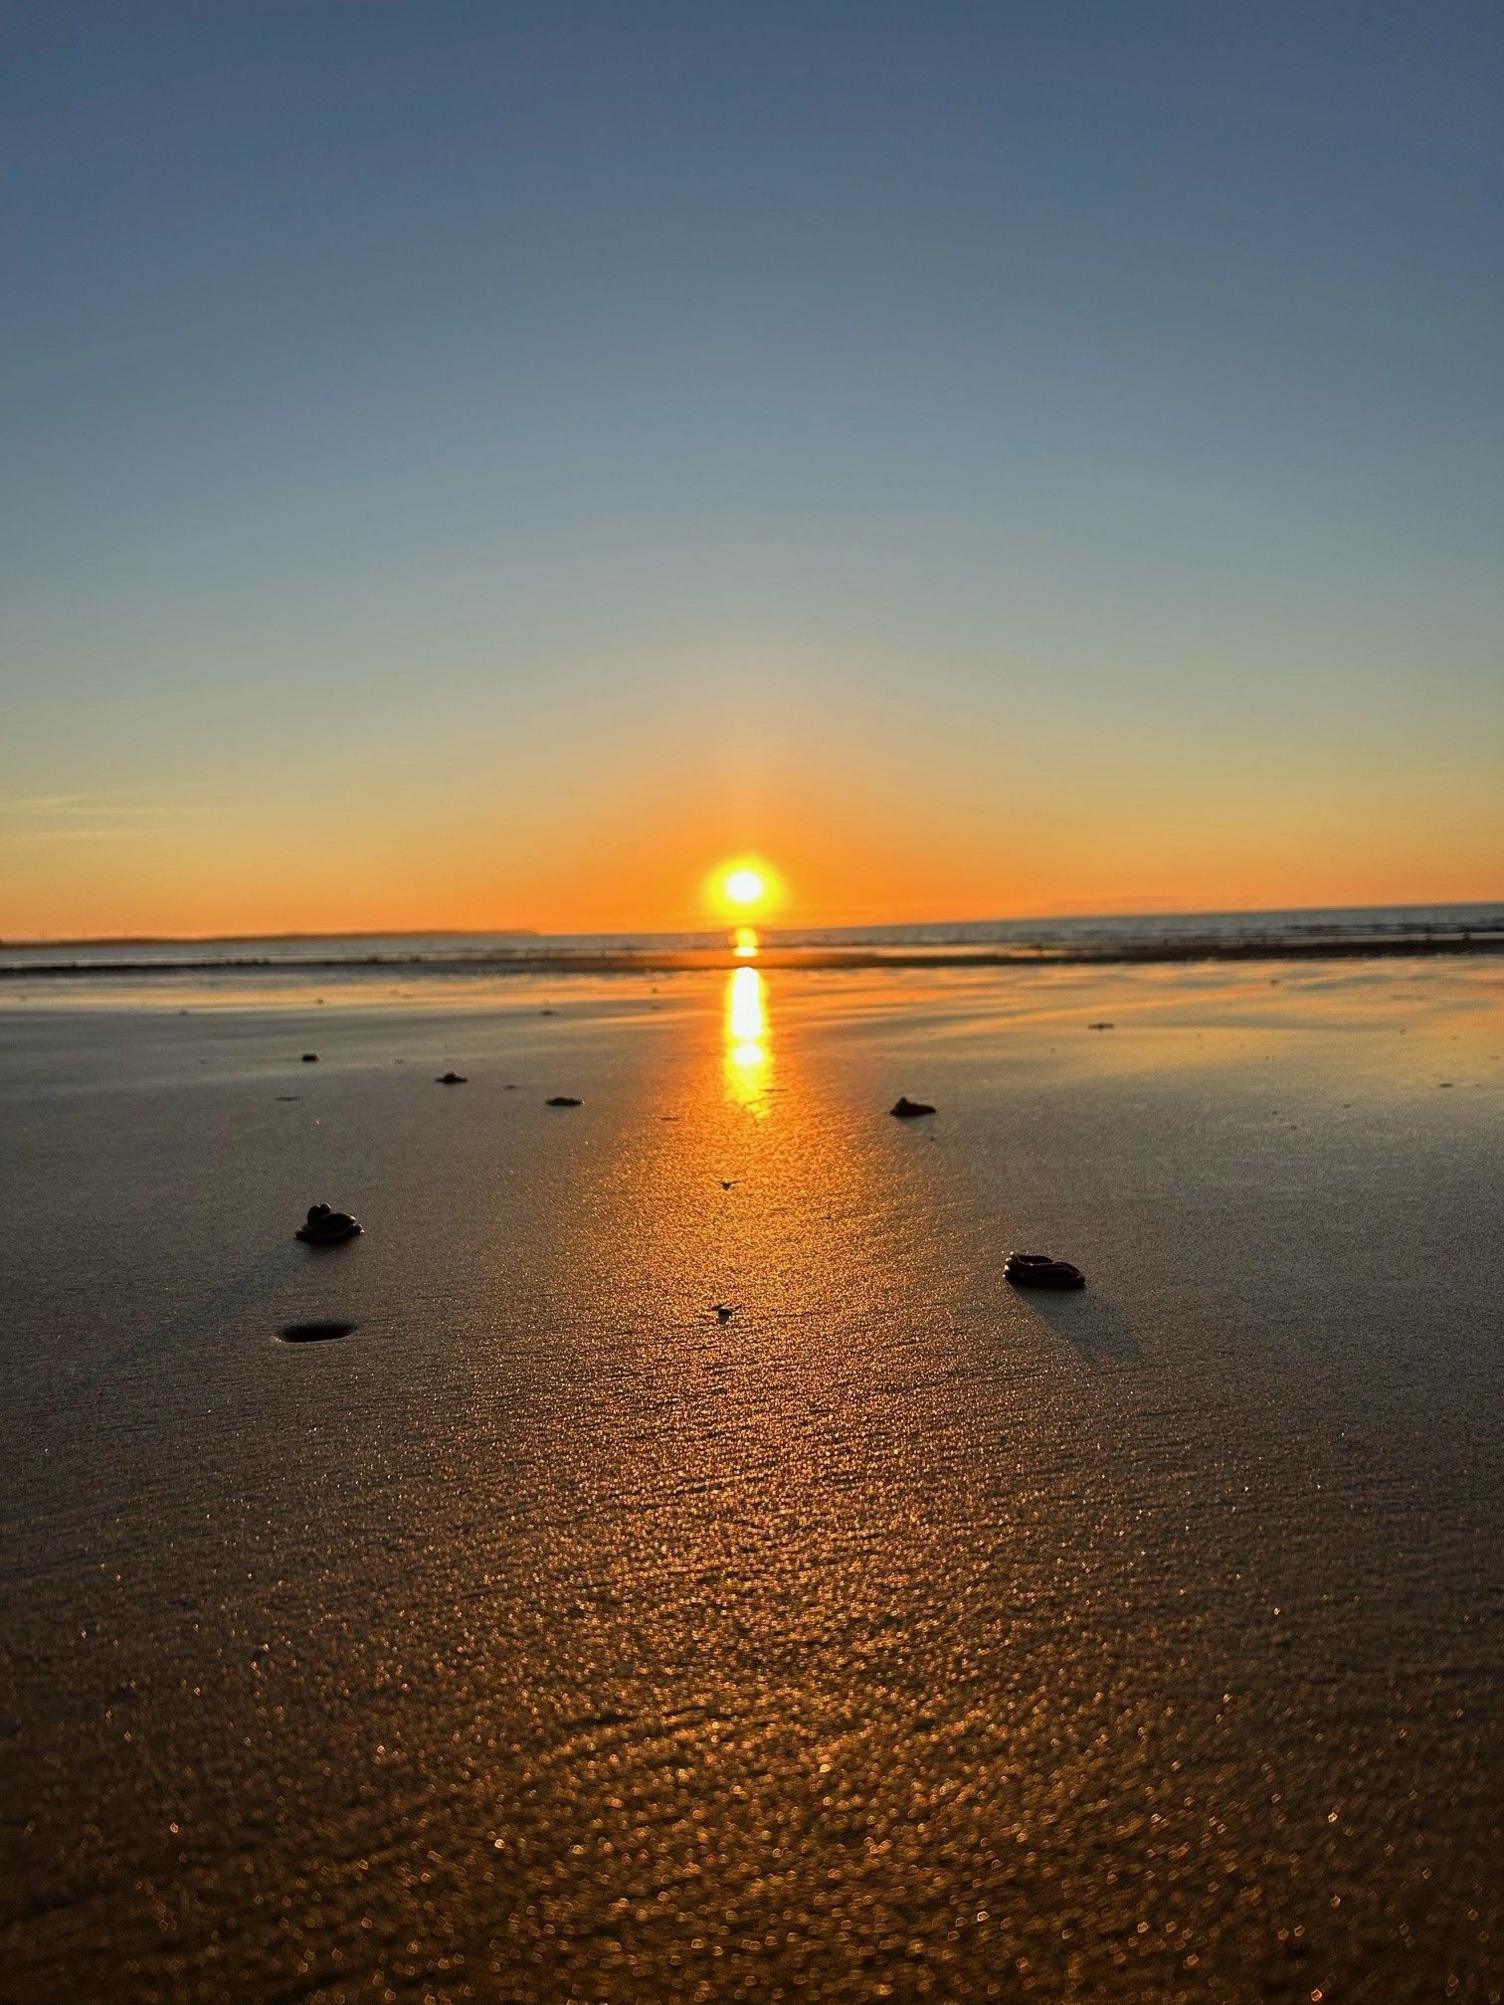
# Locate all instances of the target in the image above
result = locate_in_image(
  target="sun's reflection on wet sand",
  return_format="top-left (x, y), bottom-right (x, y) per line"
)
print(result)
top-left (14, 965), bottom-right (1493, 2000)
top-left (724, 965), bottom-right (770, 1112)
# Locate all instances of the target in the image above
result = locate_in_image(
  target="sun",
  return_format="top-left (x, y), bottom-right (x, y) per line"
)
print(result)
top-left (724, 867), bottom-right (765, 908)
top-left (705, 857), bottom-right (783, 923)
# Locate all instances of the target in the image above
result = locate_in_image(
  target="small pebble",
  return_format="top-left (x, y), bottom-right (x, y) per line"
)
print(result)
top-left (546, 1095), bottom-right (582, 1107)
top-left (295, 1202), bottom-right (362, 1245)
top-left (436, 1071), bottom-right (468, 1084)
top-left (1004, 1250), bottom-right (1085, 1290)
top-left (890, 1096), bottom-right (936, 1118)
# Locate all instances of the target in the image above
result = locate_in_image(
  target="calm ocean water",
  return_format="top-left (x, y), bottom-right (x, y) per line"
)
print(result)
top-left (2, 901), bottom-right (1501, 979)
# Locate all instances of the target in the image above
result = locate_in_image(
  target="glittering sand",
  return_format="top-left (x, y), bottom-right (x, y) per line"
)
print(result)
top-left (1, 960), bottom-right (1500, 2002)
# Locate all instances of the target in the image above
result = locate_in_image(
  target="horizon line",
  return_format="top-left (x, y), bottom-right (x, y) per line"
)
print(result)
top-left (4, 896), bottom-right (1501, 952)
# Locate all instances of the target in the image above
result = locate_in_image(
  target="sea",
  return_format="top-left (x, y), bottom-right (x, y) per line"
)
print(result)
top-left (3, 900), bottom-right (1501, 982)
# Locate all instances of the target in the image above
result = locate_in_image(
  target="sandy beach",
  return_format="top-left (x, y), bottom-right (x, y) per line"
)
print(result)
top-left (2, 958), bottom-right (1500, 2003)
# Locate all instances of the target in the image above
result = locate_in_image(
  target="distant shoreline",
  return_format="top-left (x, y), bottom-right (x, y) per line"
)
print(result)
top-left (3, 932), bottom-right (1502, 981)
top-left (2, 903), bottom-right (1499, 954)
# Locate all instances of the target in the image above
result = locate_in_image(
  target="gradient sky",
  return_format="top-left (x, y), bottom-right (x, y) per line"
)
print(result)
top-left (3, 0), bottom-right (1501, 935)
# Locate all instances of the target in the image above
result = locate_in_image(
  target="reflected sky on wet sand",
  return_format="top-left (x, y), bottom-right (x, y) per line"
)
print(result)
top-left (0, 962), bottom-right (1500, 2001)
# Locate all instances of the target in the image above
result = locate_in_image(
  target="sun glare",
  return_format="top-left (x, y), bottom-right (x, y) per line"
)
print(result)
top-left (724, 867), bottom-right (765, 908)
top-left (706, 857), bottom-right (783, 926)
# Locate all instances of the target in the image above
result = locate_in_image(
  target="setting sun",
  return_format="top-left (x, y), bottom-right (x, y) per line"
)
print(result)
top-left (725, 868), bottom-right (765, 907)
top-left (706, 858), bottom-right (783, 923)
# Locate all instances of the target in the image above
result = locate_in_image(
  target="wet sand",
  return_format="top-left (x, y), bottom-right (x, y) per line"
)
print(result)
top-left (2, 960), bottom-right (1501, 2002)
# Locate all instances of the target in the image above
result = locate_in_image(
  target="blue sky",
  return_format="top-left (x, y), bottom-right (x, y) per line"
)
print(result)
top-left (3, 1), bottom-right (1500, 931)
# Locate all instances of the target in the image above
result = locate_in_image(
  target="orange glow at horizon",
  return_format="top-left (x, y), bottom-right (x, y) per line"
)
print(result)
top-left (3, 768), bottom-right (1499, 941)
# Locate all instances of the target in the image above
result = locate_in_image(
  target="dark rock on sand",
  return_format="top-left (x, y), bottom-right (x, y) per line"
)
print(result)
top-left (301, 1053), bottom-right (319, 1063)
top-left (295, 1203), bottom-right (363, 1245)
top-left (1004, 1251), bottom-right (1085, 1290)
top-left (277, 1320), bottom-right (358, 1343)
top-left (713, 1303), bottom-right (736, 1322)
top-left (1087, 1021), bottom-right (1116, 1031)
top-left (436, 1071), bottom-right (468, 1084)
top-left (890, 1096), bottom-right (936, 1118)
top-left (545, 1095), bottom-right (582, 1107)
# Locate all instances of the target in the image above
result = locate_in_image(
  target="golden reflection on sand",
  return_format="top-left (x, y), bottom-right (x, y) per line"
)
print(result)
top-left (724, 965), bottom-right (770, 1112)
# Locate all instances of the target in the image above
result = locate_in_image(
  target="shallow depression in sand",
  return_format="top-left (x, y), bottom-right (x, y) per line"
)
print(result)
top-left (275, 1319), bottom-right (359, 1343)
